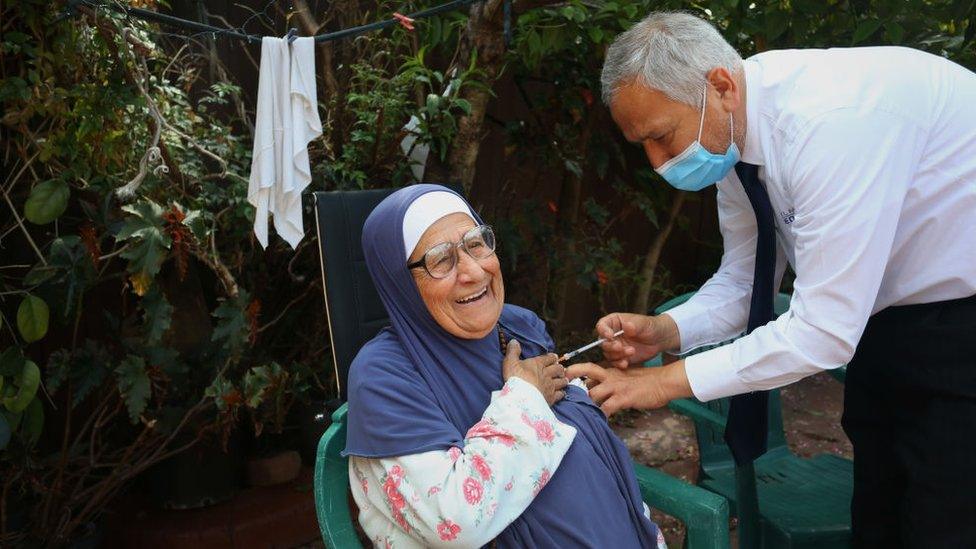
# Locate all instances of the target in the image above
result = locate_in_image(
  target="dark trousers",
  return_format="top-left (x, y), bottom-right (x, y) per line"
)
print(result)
top-left (841, 293), bottom-right (976, 548)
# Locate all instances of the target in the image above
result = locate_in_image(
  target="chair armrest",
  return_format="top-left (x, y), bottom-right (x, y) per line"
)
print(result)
top-left (331, 403), bottom-right (349, 423)
top-left (634, 463), bottom-right (731, 549)
top-left (314, 403), bottom-right (363, 548)
top-left (668, 398), bottom-right (727, 432)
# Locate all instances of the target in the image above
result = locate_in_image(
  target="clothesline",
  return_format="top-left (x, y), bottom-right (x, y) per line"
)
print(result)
top-left (59, 0), bottom-right (485, 44)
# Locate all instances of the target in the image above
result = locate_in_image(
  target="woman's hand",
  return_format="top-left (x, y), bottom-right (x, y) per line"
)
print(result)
top-left (596, 313), bottom-right (680, 369)
top-left (501, 340), bottom-right (568, 406)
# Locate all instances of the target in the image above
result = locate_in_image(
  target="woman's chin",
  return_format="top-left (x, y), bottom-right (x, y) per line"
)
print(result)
top-left (449, 300), bottom-right (502, 338)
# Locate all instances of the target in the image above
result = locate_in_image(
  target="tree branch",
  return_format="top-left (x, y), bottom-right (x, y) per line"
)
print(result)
top-left (631, 191), bottom-right (687, 314)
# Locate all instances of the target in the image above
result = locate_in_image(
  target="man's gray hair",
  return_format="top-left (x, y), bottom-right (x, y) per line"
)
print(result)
top-left (601, 12), bottom-right (742, 108)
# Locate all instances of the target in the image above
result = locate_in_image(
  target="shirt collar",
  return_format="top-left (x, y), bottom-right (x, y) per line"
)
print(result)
top-left (740, 58), bottom-right (764, 166)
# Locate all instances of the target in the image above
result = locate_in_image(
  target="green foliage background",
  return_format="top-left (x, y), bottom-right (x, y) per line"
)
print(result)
top-left (0, 0), bottom-right (972, 544)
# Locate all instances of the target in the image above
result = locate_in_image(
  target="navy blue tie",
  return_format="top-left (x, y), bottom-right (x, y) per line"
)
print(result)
top-left (724, 162), bottom-right (776, 466)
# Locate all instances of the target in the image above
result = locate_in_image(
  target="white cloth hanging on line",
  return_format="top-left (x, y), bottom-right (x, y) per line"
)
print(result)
top-left (248, 36), bottom-right (322, 249)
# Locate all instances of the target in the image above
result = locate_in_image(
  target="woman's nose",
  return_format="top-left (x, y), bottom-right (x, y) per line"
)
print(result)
top-left (454, 249), bottom-right (482, 282)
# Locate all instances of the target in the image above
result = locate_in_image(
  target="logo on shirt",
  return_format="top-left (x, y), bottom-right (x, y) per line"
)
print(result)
top-left (780, 207), bottom-right (796, 225)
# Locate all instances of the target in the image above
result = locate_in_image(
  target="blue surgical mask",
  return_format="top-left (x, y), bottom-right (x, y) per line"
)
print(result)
top-left (655, 86), bottom-right (740, 191)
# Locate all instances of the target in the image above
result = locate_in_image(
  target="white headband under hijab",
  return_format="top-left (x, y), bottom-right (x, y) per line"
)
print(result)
top-left (402, 191), bottom-right (474, 257)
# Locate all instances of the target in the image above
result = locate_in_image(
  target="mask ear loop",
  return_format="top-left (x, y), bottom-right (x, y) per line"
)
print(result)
top-left (705, 84), bottom-right (737, 150)
top-left (729, 85), bottom-right (735, 148)
top-left (697, 86), bottom-right (708, 142)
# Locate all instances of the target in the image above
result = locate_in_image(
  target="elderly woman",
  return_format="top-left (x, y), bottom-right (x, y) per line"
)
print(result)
top-left (344, 184), bottom-right (665, 548)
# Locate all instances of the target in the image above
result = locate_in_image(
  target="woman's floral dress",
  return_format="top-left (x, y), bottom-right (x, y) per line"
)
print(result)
top-left (349, 377), bottom-right (669, 548)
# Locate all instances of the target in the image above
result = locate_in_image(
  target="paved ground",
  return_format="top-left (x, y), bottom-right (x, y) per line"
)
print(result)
top-left (612, 371), bottom-right (852, 547)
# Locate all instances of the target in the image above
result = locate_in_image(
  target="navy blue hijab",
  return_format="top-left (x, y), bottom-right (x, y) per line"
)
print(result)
top-left (344, 184), bottom-right (660, 547)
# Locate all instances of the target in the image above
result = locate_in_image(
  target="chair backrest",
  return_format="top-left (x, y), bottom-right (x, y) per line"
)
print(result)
top-left (313, 185), bottom-right (463, 401)
top-left (313, 189), bottom-right (397, 401)
top-left (654, 292), bottom-right (792, 477)
top-left (311, 185), bottom-right (464, 547)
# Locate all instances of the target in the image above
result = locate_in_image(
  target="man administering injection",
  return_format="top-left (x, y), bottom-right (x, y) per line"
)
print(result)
top-left (567, 11), bottom-right (976, 548)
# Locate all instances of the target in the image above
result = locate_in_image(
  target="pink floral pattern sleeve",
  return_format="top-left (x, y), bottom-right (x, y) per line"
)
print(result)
top-left (349, 376), bottom-right (577, 548)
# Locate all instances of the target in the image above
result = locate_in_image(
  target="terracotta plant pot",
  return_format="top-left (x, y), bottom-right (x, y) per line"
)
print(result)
top-left (246, 450), bottom-right (302, 487)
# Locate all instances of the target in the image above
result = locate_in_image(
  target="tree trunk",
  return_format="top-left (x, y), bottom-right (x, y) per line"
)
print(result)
top-left (630, 190), bottom-right (687, 314)
top-left (426, 0), bottom-right (562, 193)
top-left (548, 109), bottom-right (598, 336)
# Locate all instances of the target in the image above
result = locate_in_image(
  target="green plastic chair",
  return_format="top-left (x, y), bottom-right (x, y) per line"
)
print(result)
top-left (314, 403), bottom-right (733, 548)
top-left (650, 292), bottom-right (853, 549)
top-left (310, 189), bottom-right (732, 548)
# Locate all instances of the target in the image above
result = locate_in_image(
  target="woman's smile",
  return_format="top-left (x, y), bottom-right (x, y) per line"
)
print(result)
top-left (455, 285), bottom-right (488, 305)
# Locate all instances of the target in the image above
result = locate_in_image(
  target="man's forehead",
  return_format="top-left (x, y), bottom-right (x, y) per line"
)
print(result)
top-left (611, 86), bottom-right (675, 141)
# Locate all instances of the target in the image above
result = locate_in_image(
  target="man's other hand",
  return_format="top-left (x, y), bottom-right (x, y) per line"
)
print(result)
top-left (565, 360), bottom-right (693, 417)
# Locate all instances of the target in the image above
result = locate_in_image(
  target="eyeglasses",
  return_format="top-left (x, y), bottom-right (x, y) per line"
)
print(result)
top-left (406, 224), bottom-right (496, 279)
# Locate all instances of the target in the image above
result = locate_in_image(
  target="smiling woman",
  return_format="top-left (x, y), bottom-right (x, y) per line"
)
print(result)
top-left (341, 184), bottom-right (667, 548)
top-left (408, 213), bottom-right (505, 339)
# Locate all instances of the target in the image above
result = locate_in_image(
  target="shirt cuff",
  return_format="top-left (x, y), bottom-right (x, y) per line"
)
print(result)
top-left (684, 344), bottom-right (752, 402)
top-left (663, 302), bottom-right (715, 354)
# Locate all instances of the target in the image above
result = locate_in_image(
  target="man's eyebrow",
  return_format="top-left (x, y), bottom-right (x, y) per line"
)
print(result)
top-left (627, 118), bottom-right (669, 144)
top-left (626, 130), bottom-right (657, 146)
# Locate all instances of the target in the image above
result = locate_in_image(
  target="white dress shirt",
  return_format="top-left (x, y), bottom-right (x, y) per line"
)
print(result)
top-left (667, 47), bottom-right (976, 402)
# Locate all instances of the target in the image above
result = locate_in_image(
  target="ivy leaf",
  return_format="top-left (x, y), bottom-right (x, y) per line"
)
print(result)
top-left (24, 180), bottom-right (69, 224)
top-left (181, 208), bottom-right (210, 242)
top-left (0, 347), bottom-right (25, 377)
top-left (116, 355), bottom-right (151, 424)
top-left (17, 295), bottom-right (49, 343)
top-left (3, 360), bottom-right (40, 414)
top-left (117, 199), bottom-right (172, 278)
top-left (243, 364), bottom-right (275, 408)
top-left (146, 345), bottom-right (183, 377)
top-left (885, 21), bottom-right (905, 44)
top-left (41, 236), bottom-right (97, 318)
top-left (45, 349), bottom-right (71, 394)
top-left (853, 19), bottom-right (882, 44)
top-left (205, 375), bottom-right (238, 412)
top-left (211, 290), bottom-right (251, 352)
top-left (71, 340), bottom-right (112, 407)
top-left (141, 286), bottom-right (173, 345)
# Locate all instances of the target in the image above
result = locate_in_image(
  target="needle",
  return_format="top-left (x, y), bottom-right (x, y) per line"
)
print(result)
top-left (559, 329), bottom-right (625, 363)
